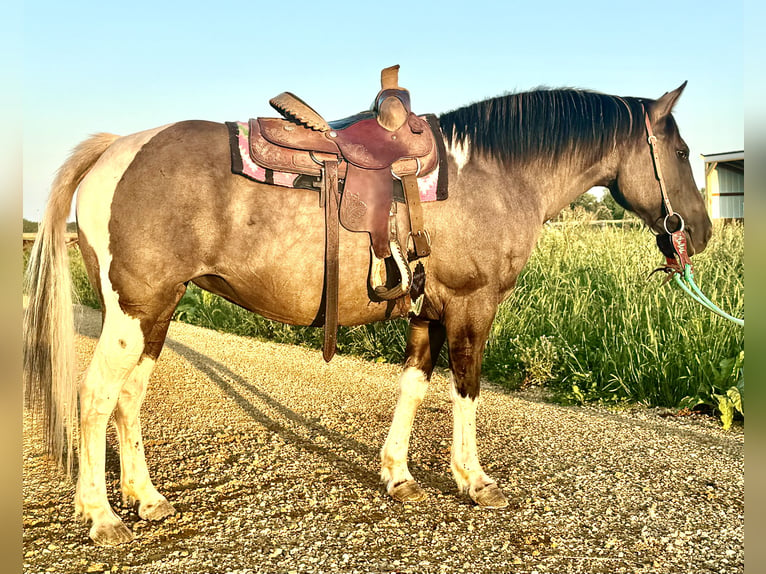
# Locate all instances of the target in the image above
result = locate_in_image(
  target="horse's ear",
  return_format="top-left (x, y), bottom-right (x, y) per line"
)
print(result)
top-left (651, 81), bottom-right (688, 123)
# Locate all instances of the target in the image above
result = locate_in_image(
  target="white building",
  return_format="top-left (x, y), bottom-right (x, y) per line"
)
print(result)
top-left (701, 151), bottom-right (744, 220)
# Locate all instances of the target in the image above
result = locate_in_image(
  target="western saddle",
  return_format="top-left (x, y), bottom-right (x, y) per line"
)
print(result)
top-left (248, 65), bottom-right (439, 361)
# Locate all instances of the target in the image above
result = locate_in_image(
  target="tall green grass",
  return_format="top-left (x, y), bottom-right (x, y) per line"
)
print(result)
top-left (47, 218), bottom-right (743, 417)
top-left (485, 217), bottom-right (744, 413)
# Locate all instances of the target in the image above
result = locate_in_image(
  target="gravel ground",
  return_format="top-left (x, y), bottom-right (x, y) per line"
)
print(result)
top-left (23, 306), bottom-right (744, 574)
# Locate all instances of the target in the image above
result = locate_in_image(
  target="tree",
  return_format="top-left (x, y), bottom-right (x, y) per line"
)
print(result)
top-left (22, 219), bottom-right (77, 232)
top-left (600, 193), bottom-right (625, 220)
top-left (568, 192), bottom-right (600, 213)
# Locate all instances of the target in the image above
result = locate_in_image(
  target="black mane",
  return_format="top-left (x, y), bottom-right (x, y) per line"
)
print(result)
top-left (438, 88), bottom-right (648, 167)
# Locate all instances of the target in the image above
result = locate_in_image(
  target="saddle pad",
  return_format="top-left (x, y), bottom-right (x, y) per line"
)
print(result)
top-left (225, 121), bottom-right (447, 202)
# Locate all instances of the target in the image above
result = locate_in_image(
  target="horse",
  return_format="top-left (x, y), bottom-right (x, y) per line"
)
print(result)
top-left (23, 80), bottom-right (712, 546)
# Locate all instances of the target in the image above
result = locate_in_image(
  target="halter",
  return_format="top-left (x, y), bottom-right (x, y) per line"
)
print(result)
top-left (642, 105), bottom-right (743, 326)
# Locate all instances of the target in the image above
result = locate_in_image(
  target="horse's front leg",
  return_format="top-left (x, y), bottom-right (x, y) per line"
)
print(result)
top-left (445, 310), bottom-right (509, 508)
top-left (380, 317), bottom-right (446, 502)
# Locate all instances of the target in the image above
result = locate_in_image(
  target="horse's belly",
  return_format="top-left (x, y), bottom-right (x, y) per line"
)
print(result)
top-left (196, 229), bottom-right (399, 327)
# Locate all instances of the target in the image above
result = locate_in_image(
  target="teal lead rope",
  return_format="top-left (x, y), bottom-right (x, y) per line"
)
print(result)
top-left (672, 264), bottom-right (744, 326)
top-left (648, 227), bottom-right (744, 327)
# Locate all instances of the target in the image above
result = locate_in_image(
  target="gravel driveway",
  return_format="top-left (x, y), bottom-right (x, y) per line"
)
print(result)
top-left (23, 306), bottom-right (744, 574)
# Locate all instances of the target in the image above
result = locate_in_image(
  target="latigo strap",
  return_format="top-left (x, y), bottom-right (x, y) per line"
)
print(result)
top-left (322, 160), bottom-right (340, 361)
top-left (392, 157), bottom-right (431, 259)
top-left (400, 173), bottom-right (431, 258)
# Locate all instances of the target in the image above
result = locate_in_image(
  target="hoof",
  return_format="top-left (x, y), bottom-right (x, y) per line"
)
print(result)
top-left (390, 480), bottom-right (427, 503)
top-left (471, 483), bottom-right (509, 508)
top-left (90, 520), bottom-right (134, 546)
top-left (139, 498), bottom-right (176, 521)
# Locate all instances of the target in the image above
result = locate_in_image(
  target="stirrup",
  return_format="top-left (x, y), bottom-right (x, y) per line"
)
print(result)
top-left (369, 240), bottom-right (412, 301)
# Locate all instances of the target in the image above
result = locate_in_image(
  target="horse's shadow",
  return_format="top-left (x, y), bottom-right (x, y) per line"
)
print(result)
top-left (75, 311), bottom-right (454, 497)
top-left (164, 338), bottom-right (393, 491)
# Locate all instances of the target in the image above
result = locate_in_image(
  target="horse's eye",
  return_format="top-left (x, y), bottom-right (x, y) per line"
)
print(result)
top-left (677, 149), bottom-right (689, 160)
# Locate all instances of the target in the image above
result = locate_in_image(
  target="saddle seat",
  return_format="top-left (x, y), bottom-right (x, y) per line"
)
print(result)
top-left (263, 88), bottom-right (432, 170)
top-left (256, 111), bottom-right (433, 171)
top-left (247, 65), bottom-right (438, 361)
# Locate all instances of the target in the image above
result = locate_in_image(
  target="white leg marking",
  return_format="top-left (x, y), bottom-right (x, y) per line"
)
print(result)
top-left (113, 356), bottom-right (173, 520)
top-left (449, 379), bottom-right (492, 494)
top-left (380, 367), bottom-right (429, 490)
top-left (75, 308), bottom-right (144, 544)
top-left (115, 356), bottom-right (154, 507)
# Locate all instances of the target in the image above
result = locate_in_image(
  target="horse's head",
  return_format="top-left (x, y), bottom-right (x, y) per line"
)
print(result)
top-left (609, 83), bottom-right (712, 256)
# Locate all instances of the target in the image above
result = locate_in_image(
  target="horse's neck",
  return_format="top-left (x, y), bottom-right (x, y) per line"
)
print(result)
top-left (536, 152), bottom-right (619, 221)
top-left (442, 136), bottom-right (619, 223)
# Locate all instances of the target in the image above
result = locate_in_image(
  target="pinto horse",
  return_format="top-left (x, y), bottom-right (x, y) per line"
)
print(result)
top-left (24, 82), bottom-right (712, 545)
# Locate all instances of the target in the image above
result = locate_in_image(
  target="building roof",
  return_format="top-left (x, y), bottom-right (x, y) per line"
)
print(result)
top-left (701, 150), bottom-right (744, 163)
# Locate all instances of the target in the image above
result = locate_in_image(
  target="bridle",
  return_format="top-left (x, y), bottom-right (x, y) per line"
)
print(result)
top-left (642, 105), bottom-right (743, 326)
top-left (642, 105), bottom-right (692, 273)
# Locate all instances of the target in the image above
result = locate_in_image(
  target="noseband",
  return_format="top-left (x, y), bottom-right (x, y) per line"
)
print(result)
top-left (643, 105), bottom-right (743, 326)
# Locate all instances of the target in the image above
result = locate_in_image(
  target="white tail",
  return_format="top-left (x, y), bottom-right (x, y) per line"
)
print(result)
top-left (23, 133), bottom-right (120, 474)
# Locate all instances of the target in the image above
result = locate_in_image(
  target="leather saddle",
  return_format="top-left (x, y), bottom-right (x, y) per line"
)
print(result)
top-left (248, 65), bottom-right (438, 361)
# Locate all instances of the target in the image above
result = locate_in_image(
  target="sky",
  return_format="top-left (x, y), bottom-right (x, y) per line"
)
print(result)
top-left (21, 0), bottom-right (744, 221)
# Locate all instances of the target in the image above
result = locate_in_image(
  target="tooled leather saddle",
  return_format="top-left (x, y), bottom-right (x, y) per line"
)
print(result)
top-left (248, 65), bottom-right (440, 361)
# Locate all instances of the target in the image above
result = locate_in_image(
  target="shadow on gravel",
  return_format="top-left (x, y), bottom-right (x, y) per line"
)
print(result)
top-left (164, 339), bottom-right (456, 496)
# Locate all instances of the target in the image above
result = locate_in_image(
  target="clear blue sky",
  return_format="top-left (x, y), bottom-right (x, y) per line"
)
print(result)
top-left (22, 0), bottom-right (744, 221)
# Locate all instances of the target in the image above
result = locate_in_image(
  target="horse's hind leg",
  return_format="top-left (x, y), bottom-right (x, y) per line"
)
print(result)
top-left (76, 281), bottom-right (185, 545)
top-left (75, 308), bottom-right (145, 545)
top-left (381, 318), bottom-right (446, 502)
top-left (113, 285), bottom-right (185, 522)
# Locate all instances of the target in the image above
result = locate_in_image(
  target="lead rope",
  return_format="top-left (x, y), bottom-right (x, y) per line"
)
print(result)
top-left (643, 106), bottom-right (743, 326)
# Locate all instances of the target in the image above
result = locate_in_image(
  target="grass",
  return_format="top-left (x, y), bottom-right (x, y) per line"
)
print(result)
top-left (484, 217), bottom-right (744, 415)
top-left (32, 217), bottom-right (744, 421)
